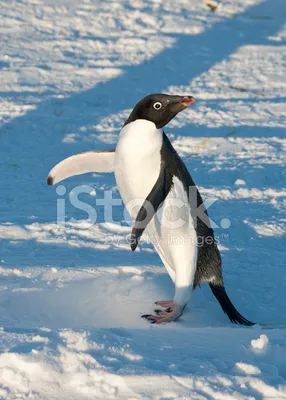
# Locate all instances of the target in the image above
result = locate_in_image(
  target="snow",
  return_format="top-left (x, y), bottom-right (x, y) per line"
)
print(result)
top-left (0, 0), bottom-right (286, 398)
top-left (251, 334), bottom-right (269, 351)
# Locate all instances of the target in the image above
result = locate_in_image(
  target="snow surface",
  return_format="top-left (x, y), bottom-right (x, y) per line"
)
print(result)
top-left (0, 0), bottom-right (286, 398)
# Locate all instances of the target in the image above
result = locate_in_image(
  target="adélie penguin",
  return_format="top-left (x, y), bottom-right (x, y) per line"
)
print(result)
top-left (47, 94), bottom-right (254, 325)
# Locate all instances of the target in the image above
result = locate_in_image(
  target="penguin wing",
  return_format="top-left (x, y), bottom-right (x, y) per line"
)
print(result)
top-left (131, 161), bottom-right (171, 251)
top-left (47, 149), bottom-right (115, 185)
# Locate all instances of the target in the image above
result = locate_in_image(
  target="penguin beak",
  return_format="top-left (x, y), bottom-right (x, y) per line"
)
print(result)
top-left (180, 96), bottom-right (195, 107)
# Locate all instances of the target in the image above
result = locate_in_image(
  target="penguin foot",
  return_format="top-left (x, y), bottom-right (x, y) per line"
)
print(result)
top-left (142, 301), bottom-right (182, 324)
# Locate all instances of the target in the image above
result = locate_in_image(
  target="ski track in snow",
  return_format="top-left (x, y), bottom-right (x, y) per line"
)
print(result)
top-left (0, 0), bottom-right (286, 398)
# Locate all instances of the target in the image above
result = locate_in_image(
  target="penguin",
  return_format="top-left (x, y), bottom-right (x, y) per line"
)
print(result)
top-left (47, 93), bottom-right (254, 325)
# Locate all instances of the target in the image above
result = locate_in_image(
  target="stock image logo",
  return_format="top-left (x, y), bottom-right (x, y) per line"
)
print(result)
top-left (55, 184), bottom-right (231, 232)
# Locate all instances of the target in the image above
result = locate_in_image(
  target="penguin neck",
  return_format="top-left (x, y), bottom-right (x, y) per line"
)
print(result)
top-left (122, 119), bottom-right (159, 133)
top-left (119, 119), bottom-right (163, 152)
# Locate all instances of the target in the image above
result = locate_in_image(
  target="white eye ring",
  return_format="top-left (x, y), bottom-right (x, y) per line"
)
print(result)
top-left (153, 102), bottom-right (162, 110)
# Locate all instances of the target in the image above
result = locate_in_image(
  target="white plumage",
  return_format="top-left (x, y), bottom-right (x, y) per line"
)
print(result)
top-left (114, 120), bottom-right (162, 210)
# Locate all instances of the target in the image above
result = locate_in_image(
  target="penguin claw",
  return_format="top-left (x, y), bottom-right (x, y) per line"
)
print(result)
top-left (154, 308), bottom-right (172, 315)
top-left (142, 301), bottom-right (184, 324)
top-left (141, 314), bottom-right (157, 323)
top-left (142, 311), bottom-right (177, 324)
top-left (141, 314), bottom-right (151, 318)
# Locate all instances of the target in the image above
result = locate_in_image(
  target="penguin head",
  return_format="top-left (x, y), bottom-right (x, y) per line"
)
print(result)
top-left (124, 94), bottom-right (195, 129)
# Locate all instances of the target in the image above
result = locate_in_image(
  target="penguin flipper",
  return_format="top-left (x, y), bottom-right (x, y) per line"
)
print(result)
top-left (131, 161), bottom-right (170, 251)
top-left (47, 149), bottom-right (115, 185)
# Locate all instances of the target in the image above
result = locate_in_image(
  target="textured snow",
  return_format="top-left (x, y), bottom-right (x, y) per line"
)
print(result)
top-left (251, 334), bottom-right (269, 351)
top-left (0, 0), bottom-right (286, 398)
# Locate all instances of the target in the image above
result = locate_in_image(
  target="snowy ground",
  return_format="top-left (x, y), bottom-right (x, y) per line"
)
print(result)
top-left (0, 0), bottom-right (286, 398)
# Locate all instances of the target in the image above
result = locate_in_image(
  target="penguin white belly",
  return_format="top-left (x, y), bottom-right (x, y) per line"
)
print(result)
top-left (152, 177), bottom-right (198, 305)
top-left (115, 120), bottom-right (162, 211)
top-left (114, 120), bottom-right (175, 277)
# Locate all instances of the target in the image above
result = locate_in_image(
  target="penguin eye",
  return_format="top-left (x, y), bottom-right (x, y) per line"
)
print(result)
top-left (153, 102), bottom-right (162, 110)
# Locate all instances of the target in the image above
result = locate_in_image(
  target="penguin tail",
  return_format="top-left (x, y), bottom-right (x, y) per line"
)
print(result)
top-left (209, 282), bottom-right (254, 326)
